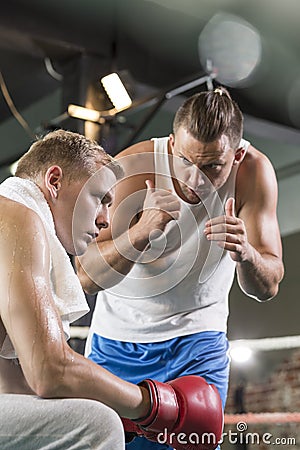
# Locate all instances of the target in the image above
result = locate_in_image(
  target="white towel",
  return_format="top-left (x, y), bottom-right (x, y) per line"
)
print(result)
top-left (0, 176), bottom-right (89, 353)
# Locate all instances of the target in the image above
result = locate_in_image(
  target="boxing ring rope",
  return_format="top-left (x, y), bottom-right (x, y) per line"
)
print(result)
top-left (70, 326), bottom-right (90, 340)
top-left (228, 335), bottom-right (300, 351)
top-left (225, 412), bottom-right (300, 424)
top-left (69, 327), bottom-right (300, 351)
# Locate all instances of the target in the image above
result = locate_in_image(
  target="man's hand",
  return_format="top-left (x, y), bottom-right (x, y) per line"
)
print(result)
top-left (138, 180), bottom-right (181, 240)
top-left (204, 197), bottom-right (252, 262)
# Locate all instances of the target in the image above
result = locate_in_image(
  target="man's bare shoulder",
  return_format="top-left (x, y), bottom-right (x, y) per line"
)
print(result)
top-left (116, 140), bottom-right (154, 158)
top-left (116, 140), bottom-right (155, 180)
top-left (238, 145), bottom-right (276, 189)
top-left (236, 145), bottom-right (277, 212)
top-left (0, 195), bottom-right (46, 239)
top-left (242, 144), bottom-right (274, 170)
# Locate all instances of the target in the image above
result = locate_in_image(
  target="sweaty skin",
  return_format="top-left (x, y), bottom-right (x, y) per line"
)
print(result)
top-left (0, 166), bottom-right (150, 419)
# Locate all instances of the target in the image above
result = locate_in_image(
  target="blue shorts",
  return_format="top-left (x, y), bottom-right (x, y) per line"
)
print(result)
top-left (88, 331), bottom-right (230, 450)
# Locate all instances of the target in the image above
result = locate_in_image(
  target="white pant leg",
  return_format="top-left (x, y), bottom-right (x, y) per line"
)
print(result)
top-left (0, 394), bottom-right (125, 450)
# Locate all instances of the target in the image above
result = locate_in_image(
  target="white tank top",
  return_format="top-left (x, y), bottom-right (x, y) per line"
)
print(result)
top-left (87, 137), bottom-right (249, 345)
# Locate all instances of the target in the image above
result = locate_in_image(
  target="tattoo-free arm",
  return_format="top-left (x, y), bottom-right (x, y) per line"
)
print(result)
top-left (0, 202), bottom-right (149, 418)
top-left (77, 177), bottom-right (181, 294)
top-left (235, 152), bottom-right (284, 300)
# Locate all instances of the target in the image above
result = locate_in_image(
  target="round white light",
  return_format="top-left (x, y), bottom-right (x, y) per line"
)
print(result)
top-left (198, 12), bottom-right (262, 87)
top-left (230, 345), bottom-right (253, 364)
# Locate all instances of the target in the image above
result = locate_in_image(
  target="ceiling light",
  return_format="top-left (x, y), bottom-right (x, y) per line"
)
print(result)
top-left (198, 12), bottom-right (262, 87)
top-left (100, 72), bottom-right (132, 111)
top-left (67, 105), bottom-right (105, 123)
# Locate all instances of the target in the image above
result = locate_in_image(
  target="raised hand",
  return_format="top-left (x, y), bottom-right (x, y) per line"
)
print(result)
top-left (138, 179), bottom-right (181, 240)
top-left (204, 197), bottom-right (251, 262)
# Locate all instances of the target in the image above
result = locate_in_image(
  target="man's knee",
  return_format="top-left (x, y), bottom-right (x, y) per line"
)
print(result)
top-left (82, 399), bottom-right (125, 449)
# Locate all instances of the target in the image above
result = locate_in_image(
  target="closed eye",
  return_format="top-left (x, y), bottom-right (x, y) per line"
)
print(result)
top-left (181, 156), bottom-right (193, 166)
top-left (101, 192), bottom-right (113, 207)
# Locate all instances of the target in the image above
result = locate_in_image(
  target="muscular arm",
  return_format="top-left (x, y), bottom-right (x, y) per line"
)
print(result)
top-left (76, 176), bottom-right (150, 293)
top-left (76, 142), bottom-right (181, 294)
top-left (205, 147), bottom-right (284, 301)
top-left (234, 150), bottom-right (284, 300)
top-left (0, 200), bottom-right (149, 418)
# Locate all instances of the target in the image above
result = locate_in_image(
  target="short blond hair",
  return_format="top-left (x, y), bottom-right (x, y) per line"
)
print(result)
top-left (15, 129), bottom-right (123, 182)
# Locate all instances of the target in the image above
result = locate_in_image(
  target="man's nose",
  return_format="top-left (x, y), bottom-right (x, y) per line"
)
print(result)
top-left (96, 206), bottom-right (109, 230)
top-left (188, 166), bottom-right (205, 187)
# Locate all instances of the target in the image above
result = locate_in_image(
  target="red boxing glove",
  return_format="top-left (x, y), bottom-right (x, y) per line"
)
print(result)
top-left (122, 375), bottom-right (223, 450)
top-left (122, 379), bottom-right (178, 443)
top-left (165, 376), bottom-right (223, 450)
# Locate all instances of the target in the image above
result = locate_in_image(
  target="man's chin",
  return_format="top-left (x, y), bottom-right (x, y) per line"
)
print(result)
top-left (182, 188), bottom-right (201, 204)
top-left (72, 242), bottom-right (87, 257)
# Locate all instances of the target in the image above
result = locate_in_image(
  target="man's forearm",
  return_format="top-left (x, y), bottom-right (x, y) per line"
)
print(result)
top-left (236, 248), bottom-right (284, 301)
top-left (77, 223), bottom-right (150, 294)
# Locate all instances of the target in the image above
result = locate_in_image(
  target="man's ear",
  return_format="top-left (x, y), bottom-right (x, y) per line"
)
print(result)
top-left (169, 133), bottom-right (175, 154)
top-left (233, 147), bottom-right (246, 165)
top-left (44, 166), bottom-right (63, 200)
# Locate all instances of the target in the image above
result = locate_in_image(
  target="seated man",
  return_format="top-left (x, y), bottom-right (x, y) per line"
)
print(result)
top-left (0, 129), bottom-right (223, 450)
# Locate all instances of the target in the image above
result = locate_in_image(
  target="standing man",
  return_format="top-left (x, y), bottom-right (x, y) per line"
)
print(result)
top-left (77, 87), bottom-right (284, 449)
top-left (0, 130), bottom-right (222, 450)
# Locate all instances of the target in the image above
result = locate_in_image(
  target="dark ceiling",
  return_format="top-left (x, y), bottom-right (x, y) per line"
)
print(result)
top-left (1, 0), bottom-right (300, 162)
